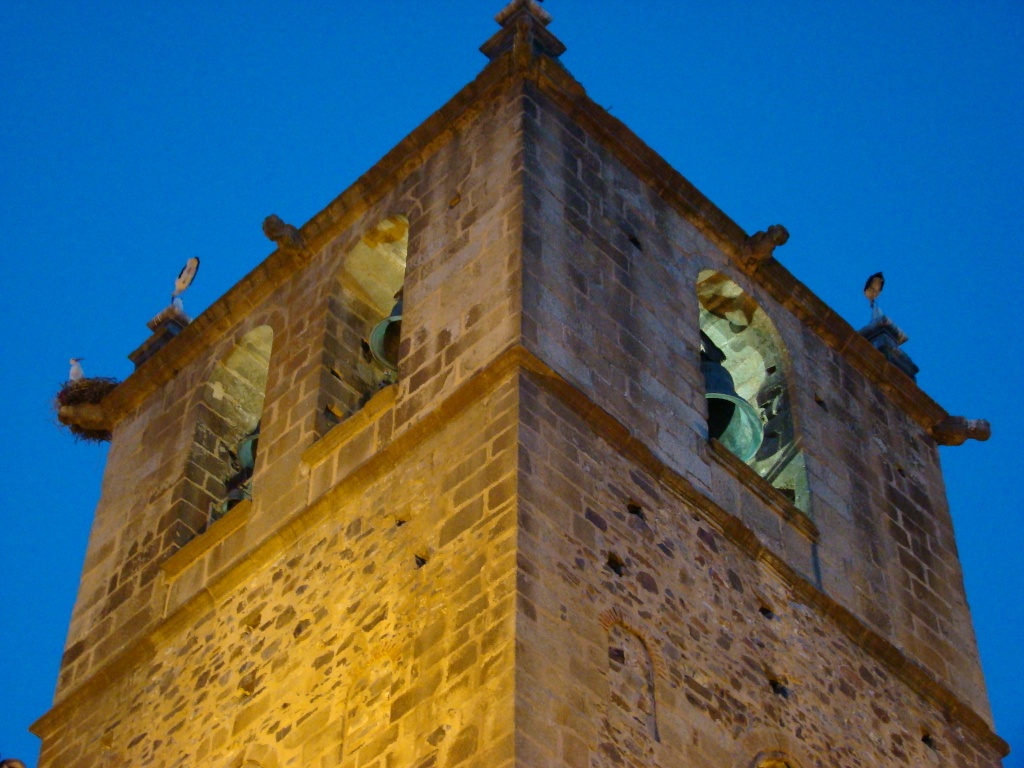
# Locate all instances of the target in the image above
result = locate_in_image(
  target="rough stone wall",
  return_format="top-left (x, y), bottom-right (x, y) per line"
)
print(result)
top-left (42, 60), bottom-right (999, 768)
top-left (50, 80), bottom-right (526, 705)
top-left (792, 330), bottom-right (987, 711)
top-left (515, 373), bottom-right (1001, 768)
top-left (53, 300), bottom-right (289, 698)
top-left (38, 381), bottom-right (519, 768)
top-left (519, 81), bottom-right (989, 717)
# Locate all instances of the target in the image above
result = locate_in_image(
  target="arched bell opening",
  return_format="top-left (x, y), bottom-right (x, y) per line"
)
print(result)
top-left (747, 751), bottom-right (803, 768)
top-left (697, 270), bottom-right (810, 513)
top-left (172, 325), bottom-right (274, 546)
top-left (317, 215), bottom-right (408, 436)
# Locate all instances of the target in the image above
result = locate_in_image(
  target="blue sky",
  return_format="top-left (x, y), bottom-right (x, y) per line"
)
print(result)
top-left (2, 2), bottom-right (1021, 765)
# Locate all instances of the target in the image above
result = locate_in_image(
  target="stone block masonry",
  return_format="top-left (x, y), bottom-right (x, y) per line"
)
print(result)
top-left (515, 370), bottom-right (1000, 767)
top-left (47, 77), bottom-right (527, 703)
top-left (34, 4), bottom-right (1007, 766)
top-left (518, 79), bottom-right (990, 719)
top-left (36, 379), bottom-right (519, 768)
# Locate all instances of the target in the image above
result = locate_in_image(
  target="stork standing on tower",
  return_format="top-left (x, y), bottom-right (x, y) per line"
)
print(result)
top-left (68, 357), bottom-right (85, 381)
top-left (864, 271), bottom-right (885, 320)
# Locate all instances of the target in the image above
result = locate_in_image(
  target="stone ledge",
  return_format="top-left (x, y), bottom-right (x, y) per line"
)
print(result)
top-left (707, 438), bottom-right (819, 542)
top-left (302, 385), bottom-right (398, 469)
top-left (160, 499), bottom-right (252, 579)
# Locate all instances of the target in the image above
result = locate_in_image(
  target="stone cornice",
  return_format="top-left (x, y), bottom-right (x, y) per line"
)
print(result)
top-left (708, 438), bottom-right (819, 542)
top-left (34, 345), bottom-right (1008, 758)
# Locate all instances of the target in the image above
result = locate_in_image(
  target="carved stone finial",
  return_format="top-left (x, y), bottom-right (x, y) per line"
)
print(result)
top-left (262, 215), bottom-right (307, 255)
top-left (931, 416), bottom-right (992, 446)
top-left (858, 315), bottom-right (919, 381)
top-left (741, 224), bottom-right (789, 270)
top-left (480, 0), bottom-right (566, 63)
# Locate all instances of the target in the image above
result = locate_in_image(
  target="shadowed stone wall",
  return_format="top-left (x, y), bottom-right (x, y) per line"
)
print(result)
top-left (518, 80), bottom-right (989, 718)
top-left (515, 373), bottom-right (999, 767)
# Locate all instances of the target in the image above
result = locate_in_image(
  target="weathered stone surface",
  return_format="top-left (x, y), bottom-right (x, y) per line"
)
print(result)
top-left (33, 14), bottom-right (1005, 768)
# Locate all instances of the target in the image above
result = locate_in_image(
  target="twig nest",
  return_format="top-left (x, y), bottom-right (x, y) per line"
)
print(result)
top-left (55, 377), bottom-right (119, 442)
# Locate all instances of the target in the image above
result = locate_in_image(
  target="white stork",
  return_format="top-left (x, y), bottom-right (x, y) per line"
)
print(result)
top-left (171, 256), bottom-right (200, 307)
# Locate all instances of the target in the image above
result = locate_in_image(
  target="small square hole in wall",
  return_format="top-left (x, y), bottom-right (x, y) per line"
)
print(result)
top-left (606, 552), bottom-right (626, 577)
top-left (922, 733), bottom-right (937, 750)
top-left (628, 235), bottom-right (644, 252)
top-left (758, 604), bottom-right (776, 621)
top-left (814, 393), bottom-right (828, 411)
top-left (395, 518), bottom-right (408, 528)
top-left (768, 677), bottom-right (790, 698)
top-left (414, 554), bottom-right (428, 569)
top-left (626, 502), bottom-right (645, 521)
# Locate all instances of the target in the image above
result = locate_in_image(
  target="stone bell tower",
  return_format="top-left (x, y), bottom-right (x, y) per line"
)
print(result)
top-left (36, 3), bottom-right (1007, 767)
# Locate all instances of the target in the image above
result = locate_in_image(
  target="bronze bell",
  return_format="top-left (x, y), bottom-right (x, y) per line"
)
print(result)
top-left (368, 295), bottom-right (403, 373)
top-left (700, 334), bottom-right (763, 462)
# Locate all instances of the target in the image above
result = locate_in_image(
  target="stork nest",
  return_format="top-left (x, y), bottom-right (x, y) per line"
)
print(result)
top-left (55, 377), bottom-right (119, 442)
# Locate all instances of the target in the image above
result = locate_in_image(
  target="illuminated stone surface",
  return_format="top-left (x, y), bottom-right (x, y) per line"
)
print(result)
top-left (34, 3), bottom-right (1006, 767)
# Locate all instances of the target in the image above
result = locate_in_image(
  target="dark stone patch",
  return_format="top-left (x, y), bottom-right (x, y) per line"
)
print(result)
top-left (274, 606), bottom-right (296, 629)
top-left (697, 527), bottom-right (719, 553)
top-left (312, 651), bottom-right (334, 670)
top-left (446, 724), bottom-right (479, 764)
top-left (685, 676), bottom-right (713, 700)
top-left (128, 732), bottom-right (148, 749)
top-left (859, 664), bottom-right (876, 686)
top-left (361, 606), bottom-right (388, 633)
top-left (599, 741), bottom-right (624, 765)
top-left (871, 703), bottom-right (891, 723)
top-left (637, 571), bottom-right (658, 593)
top-left (585, 507), bottom-right (608, 531)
